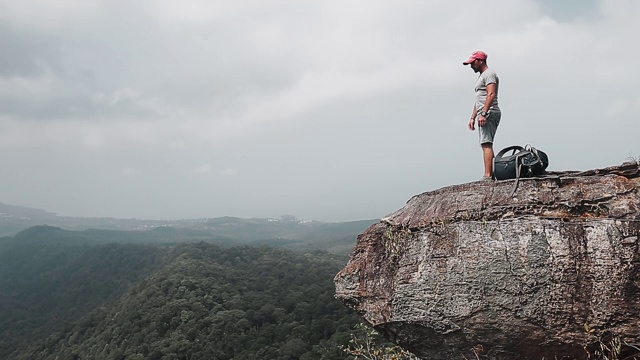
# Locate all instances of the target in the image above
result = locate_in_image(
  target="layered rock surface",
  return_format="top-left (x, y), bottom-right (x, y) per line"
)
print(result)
top-left (334, 163), bottom-right (640, 359)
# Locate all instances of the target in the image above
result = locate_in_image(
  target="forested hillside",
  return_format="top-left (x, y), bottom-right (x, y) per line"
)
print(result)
top-left (0, 232), bottom-right (170, 358)
top-left (1, 227), bottom-right (363, 359)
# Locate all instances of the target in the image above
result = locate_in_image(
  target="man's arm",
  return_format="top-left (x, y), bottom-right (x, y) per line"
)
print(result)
top-left (482, 83), bottom-right (497, 114)
top-left (477, 82), bottom-right (497, 127)
top-left (468, 104), bottom-right (477, 131)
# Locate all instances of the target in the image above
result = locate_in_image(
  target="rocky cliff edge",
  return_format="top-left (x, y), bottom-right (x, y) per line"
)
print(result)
top-left (334, 162), bottom-right (640, 360)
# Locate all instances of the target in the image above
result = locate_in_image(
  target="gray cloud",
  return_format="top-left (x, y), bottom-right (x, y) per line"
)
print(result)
top-left (0, 0), bottom-right (638, 220)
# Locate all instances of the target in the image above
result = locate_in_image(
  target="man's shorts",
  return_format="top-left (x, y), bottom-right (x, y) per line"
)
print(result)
top-left (478, 111), bottom-right (501, 145)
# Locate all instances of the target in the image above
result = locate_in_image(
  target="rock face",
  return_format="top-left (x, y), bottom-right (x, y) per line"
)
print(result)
top-left (334, 163), bottom-right (640, 360)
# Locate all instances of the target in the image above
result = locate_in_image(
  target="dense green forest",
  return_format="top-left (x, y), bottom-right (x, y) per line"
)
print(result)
top-left (0, 225), bottom-right (366, 359)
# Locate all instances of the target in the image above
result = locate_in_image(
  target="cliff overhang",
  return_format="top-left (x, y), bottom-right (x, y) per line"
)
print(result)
top-left (335, 162), bottom-right (640, 359)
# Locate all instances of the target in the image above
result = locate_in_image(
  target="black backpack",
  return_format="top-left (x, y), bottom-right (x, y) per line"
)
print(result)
top-left (494, 145), bottom-right (549, 181)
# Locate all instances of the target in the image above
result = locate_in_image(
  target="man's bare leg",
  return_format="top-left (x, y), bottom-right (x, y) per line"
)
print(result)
top-left (481, 143), bottom-right (494, 178)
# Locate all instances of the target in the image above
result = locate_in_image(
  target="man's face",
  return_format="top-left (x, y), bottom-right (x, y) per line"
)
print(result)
top-left (470, 59), bottom-right (481, 73)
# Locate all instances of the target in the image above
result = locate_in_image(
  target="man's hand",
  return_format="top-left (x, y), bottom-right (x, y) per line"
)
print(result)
top-left (468, 118), bottom-right (476, 131)
top-left (477, 115), bottom-right (487, 127)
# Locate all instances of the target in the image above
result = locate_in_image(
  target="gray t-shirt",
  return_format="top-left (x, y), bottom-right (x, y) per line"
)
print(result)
top-left (475, 68), bottom-right (500, 112)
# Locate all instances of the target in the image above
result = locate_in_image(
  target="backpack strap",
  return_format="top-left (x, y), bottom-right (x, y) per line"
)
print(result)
top-left (521, 145), bottom-right (542, 173)
top-left (495, 145), bottom-right (525, 161)
top-left (509, 147), bottom-right (542, 197)
top-left (510, 155), bottom-right (523, 197)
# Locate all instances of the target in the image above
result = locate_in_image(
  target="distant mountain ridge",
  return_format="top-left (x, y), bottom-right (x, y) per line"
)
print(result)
top-left (0, 202), bottom-right (57, 218)
top-left (0, 202), bottom-right (376, 254)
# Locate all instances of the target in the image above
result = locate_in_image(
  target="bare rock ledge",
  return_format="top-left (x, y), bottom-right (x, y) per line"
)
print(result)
top-left (334, 163), bottom-right (640, 360)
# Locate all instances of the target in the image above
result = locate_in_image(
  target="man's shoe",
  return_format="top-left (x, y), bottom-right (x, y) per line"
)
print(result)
top-left (479, 176), bottom-right (493, 181)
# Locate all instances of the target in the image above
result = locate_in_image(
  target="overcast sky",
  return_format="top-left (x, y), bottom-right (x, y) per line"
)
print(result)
top-left (0, 0), bottom-right (637, 221)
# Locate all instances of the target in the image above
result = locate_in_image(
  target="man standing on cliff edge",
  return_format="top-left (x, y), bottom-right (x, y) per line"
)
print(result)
top-left (463, 50), bottom-right (501, 181)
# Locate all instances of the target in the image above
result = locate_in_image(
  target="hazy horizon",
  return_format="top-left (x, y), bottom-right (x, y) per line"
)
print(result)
top-left (0, 200), bottom-right (379, 222)
top-left (1, 0), bottom-right (638, 222)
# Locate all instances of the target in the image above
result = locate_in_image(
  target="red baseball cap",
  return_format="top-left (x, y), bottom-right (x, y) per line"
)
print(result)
top-left (463, 50), bottom-right (488, 65)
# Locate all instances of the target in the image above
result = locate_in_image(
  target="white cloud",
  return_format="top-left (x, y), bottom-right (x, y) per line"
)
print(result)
top-left (222, 168), bottom-right (238, 176)
top-left (121, 167), bottom-right (137, 175)
top-left (606, 99), bottom-right (628, 119)
top-left (192, 164), bottom-right (213, 174)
